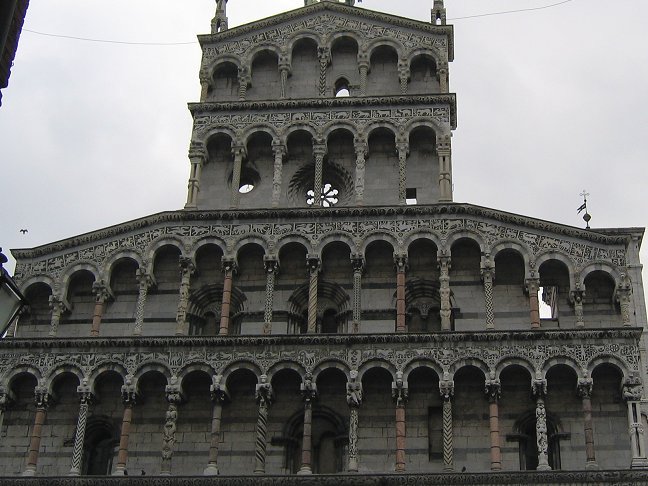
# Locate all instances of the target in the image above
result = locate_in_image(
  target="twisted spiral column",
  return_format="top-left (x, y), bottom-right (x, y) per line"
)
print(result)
top-left (69, 384), bottom-right (94, 476)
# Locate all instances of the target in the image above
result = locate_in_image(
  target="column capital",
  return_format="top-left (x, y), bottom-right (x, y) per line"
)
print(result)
top-left (77, 379), bottom-right (95, 405)
top-left (480, 258), bottom-right (495, 277)
top-left (532, 378), bottom-right (547, 398)
top-left (210, 375), bottom-right (230, 404)
top-left (263, 255), bottom-right (279, 274)
top-left (570, 287), bottom-right (585, 304)
top-left (394, 253), bottom-right (408, 271)
top-left (179, 257), bottom-right (195, 276)
top-left (395, 140), bottom-right (409, 156)
top-left (347, 372), bottom-right (363, 408)
top-left (121, 378), bottom-right (138, 406)
top-left (256, 375), bottom-right (274, 406)
top-left (222, 257), bottom-right (238, 274)
top-left (577, 378), bottom-right (593, 399)
top-left (623, 376), bottom-right (644, 402)
top-left (351, 254), bottom-right (365, 273)
top-left (485, 379), bottom-right (501, 403)
top-left (188, 141), bottom-right (207, 161)
top-left (271, 139), bottom-right (286, 157)
top-left (391, 372), bottom-right (408, 405)
top-left (306, 254), bottom-right (321, 274)
top-left (525, 277), bottom-right (540, 294)
top-left (317, 46), bottom-right (331, 64)
top-left (48, 294), bottom-right (68, 313)
top-left (231, 143), bottom-right (247, 159)
top-left (92, 280), bottom-right (112, 303)
top-left (34, 386), bottom-right (51, 410)
top-left (136, 268), bottom-right (155, 289)
top-left (0, 389), bottom-right (14, 411)
top-left (438, 253), bottom-right (451, 269)
top-left (439, 380), bottom-right (454, 400)
top-left (312, 140), bottom-right (327, 156)
top-left (353, 138), bottom-right (368, 155)
top-left (165, 379), bottom-right (185, 405)
top-left (301, 374), bottom-right (317, 402)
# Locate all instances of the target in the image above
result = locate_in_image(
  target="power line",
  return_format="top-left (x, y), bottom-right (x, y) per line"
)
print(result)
top-left (23, 0), bottom-right (576, 46)
top-left (448, 0), bottom-right (574, 21)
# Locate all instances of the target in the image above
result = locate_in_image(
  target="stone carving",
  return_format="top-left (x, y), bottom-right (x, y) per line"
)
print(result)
top-left (535, 397), bottom-right (551, 471)
top-left (254, 375), bottom-right (273, 474)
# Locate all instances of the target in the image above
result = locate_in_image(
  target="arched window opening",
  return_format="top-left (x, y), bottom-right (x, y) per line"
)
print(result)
top-left (334, 78), bottom-right (350, 97)
top-left (512, 412), bottom-right (563, 471)
top-left (82, 417), bottom-right (117, 475)
top-left (321, 308), bottom-right (338, 333)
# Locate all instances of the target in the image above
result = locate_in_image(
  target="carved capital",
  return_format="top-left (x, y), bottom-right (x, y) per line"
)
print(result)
top-left (48, 294), bottom-right (68, 314)
top-left (34, 386), bottom-right (51, 410)
top-left (165, 377), bottom-right (184, 405)
top-left (439, 380), bottom-right (454, 400)
top-left (485, 379), bottom-right (501, 403)
top-left (271, 140), bottom-right (286, 158)
top-left (306, 254), bottom-right (321, 274)
top-left (392, 372), bottom-right (408, 405)
top-left (188, 141), bottom-right (207, 161)
top-left (231, 143), bottom-right (247, 159)
top-left (532, 379), bottom-right (547, 398)
top-left (312, 140), bottom-right (327, 156)
top-left (570, 288), bottom-right (585, 304)
top-left (353, 139), bottom-right (368, 157)
top-left (263, 256), bottom-right (279, 274)
top-left (301, 373), bottom-right (317, 402)
top-left (135, 268), bottom-right (154, 289)
top-left (623, 376), bottom-right (643, 402)
top-left (121, 376), bottom-right (138, 406)
top-left (317, 46), bottom-right (331, 64)
top-left (92, 281), bottom-right (112, 303)
top-left (210, 375), bottom-right (230, 404)
top-left (577, 378), bottom-right (593, 399)
top-left (256, 375), bottom-right (273, 406)
top-left (351, 254), bottom-right (365, 273)
top-left (436, 134), bottom-right (451, 154)
top-left (77, 379), bottom-right (94, 405)
top-left (346, 378), bottom-right (363, 408)
top-left (394, 253), bottom-right (408, 271)
top-left (179, 257), bottom-right (195, 277)
top-left (222, 257), bottom-right (238, 275)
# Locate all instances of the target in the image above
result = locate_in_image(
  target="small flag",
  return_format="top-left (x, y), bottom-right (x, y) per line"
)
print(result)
top-left (577, 202), bottom-right (587, 213)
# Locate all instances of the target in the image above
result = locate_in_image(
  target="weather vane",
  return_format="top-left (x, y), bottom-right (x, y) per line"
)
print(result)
top-left (577, 190), bottom-right (591, 229)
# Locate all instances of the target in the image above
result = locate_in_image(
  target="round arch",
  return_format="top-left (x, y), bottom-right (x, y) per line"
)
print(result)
top-left (357, 359), bottom-right (397, 383)
top-left (402, 358), bottom-right (443, 383)
top-left (313, 360), bottom-right (351, 383)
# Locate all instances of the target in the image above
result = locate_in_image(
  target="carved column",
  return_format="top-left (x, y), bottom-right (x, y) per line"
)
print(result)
top-left (358, 54), bottom-right (369, 96)
top-left (392, 372), bottom-right (408, 472)
top-left (185, 144), bottom-right (206, 209)
top-left (485, 379), bottom-right (501, 471)
top-left (439, 254), bottom-right (452, 331)
top-left (219, 258), bottom-right (237, 336)
top-left (271, 141), bottom-right (286, 207)
top-left (90, 281), bottom-right (110, 337)
top-left (437, 135), bottom-right (452, 202)
top-left (298, 375), bottom-right (317, 475)
top-left (113, 380), bottom-right (137, 476)
top-left (395, 253), bottom-right (408, 333)
top-left (317, 47), bottom-right (330, 97)
top-left (254, 375), bottom-right (273, 474)
top-left (199, 70), bottom-right (210, 102)
top-left (351, 255), bottom-right (364, 333)
top-left (306, 255), bottom-right (320, 333)
top-left (354, 138), bottom-right (368, 205)
top-left (0, 389), bottom-right (12, 436)
top-left (396, 139), bottom-right (409, 205)
top-left (533, 379), bottom-right (551, 471)
top-left (526, 276), bottom-right (541, 329)
top-left (623, 378), bottom-right (648, 468)
top-left (279, 53), bottom-right (290, 99)
top-left (398, 59), bottom-right (410, 95)
top-left (175, 258), bottom-right (195, 336)
top-left (69, 381), bottom-right (94, 476)
top-left (161, 381), bottom-right (183, 476)
top-left (133, 268), bottom-right (153, 336)
top-left (577, 378), bottom-right (598, 470)
top-left (48, 294), bottom-right (66, 337)
top-left (438, 62), bottom-right (449, 92)
top-left (263, 257), bottom-right (279, 335)
top-left (204, 376), bottom-right (229, 476)
top-left (617, 274), bottom-right (633, 326)
top-left (230, 144), bottom-right (246, 209)
top-left (571, 287), bottom-right (585, 328)
top-left (312, 140), bottom-right (327, 207)
top-left (238, 67), bottom-right (249, 101)
top-left (346, 372), bottom-right (363, 472)
top-left (440, 380), bottom-right (455, 471)
top-left (481, 259), bottom-right (495, 329)
top-left (22, 387), bottom-right (50, 476)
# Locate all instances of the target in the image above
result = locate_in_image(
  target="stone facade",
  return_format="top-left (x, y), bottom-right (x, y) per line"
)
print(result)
top-left (1, 0), bottom-right (648, 482)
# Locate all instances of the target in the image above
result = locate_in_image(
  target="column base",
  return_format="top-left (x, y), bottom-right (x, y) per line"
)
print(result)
top-left (68, 468), bottom-right (81, 476)
top-left (297, 466), bottom-right (312, 475)
top-left (443, 466), bottom-right (454, 472)
top-left (203, 464), bottom-right (220, 476)
top-left (112, 466), bottom-right (126, 476)
top-left (536, 464), bottom-right (552, 471)
top-left (631, 457), bottom-right (648, 469)
top-left (585, 461), bottom-right (599, 470)
top-left (21, 466), bottom-right (36, 477)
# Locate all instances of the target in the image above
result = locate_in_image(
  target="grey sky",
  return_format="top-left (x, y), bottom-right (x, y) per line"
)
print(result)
top-left (1, 0), bottom-right (647, 307)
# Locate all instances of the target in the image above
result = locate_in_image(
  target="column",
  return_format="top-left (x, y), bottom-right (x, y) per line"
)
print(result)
top-left (577, 378), bottom-right (598, 470)
top-left (298, 375), bottom-right (317, 475)
top-left (533, 379), bottom-right (551, 471)
top-left (161, 382), bottom-right (183, 476)
top-left (437, 135), bottom-right (453, 202)
top-left (90, 281), bottom-right (110, 337)
top-left (204, 375), bottom-right (229, 476)
top-left (481, 259), bottom-right (495, 329)
top-left (526, 277), bottom-right (541, 329)
top-left (438, 254), bottom-right (452, 331)
top-left (271, 141), bottom-right (286, 207)
top-left (230, 144), bottom-right (246, 209)
top-left (48, 294), bottom-right (66, 337)
top-left (617, 273), bottom-right (633, 326)
top-left (254, 375), bottom-right (273, 474)
top-left (571, 287), bottom-right (585, 328)
top-left (185, 143), bottom-right (206, 209)
top-left (279, 53), bottom-right (290, 99)
top-left (485, 379), bottom-right (501, 471)
top-left (306, 255), bottom-right (320, 333)
top-left (392, 372), bottom-right (408, 472)
top-left (113, 381), bottom-right (137, 476)
top-left (396, 139), bottom-right (408, 205)
top-left (22, 387), bottom-right (50, 476)
top-left (262, 257), bottom-right (278, 335)
top-left (398, 59), bottom-right (409, 95)
top-left (133, 268), bottom-right (153, 336)
top-left (69, 381), bottom-right (94, 476)
top-left (312, 140), bottom-right (327, 207)
top-left (440, 380), bottom-right (454, 471)
top-left (175, 258), bottom-right (195, 336)
top-left (317, 47), bottom-right (330, 97)
top-left (351, 255), bottom-right (364, 333)
top-left (394, 253), bottom-right (408, 333)
top-left (358, 55), bottom-right (369, 96)
top-left (438, 62), bottom-right (449, 92)
top-left (238, 67), bottom-right (249, 101)
top-left (623, 378), bottom-right (648, 468)
top-left (0, 389), bottom-right (12, 433)
top-left (199, 71), bottom-right (210, 102)
top-left (353, 138), bottom-right (368, 205)
top-left (219, 258), bottom-right (237, 336)
top-left (346, 372), bottom-right (363, 472)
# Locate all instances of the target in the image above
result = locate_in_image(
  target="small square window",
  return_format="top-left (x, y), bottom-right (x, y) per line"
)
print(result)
top-left (406, 188), bottom-right (417, 205)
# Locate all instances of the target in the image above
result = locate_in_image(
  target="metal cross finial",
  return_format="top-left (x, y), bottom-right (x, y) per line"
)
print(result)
top-left (580, 189), bottom-right (590, 200)
top-left (577, 190), bottom-right (592, 229)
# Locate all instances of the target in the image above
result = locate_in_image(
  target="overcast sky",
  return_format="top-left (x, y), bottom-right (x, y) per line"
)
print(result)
top-left (1, 0), bottom-right (647, 307)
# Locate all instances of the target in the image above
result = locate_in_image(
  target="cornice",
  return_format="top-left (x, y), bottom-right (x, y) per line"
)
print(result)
top-left (11, 203), bottom-right (635, 260)
top-left (198, 2), bottom-right (454, 61)
top-left (0, 328), bottom-right (641, 351)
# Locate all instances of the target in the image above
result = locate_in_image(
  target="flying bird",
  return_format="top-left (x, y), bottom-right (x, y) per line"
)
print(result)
top-left (20, 229), bottom-right (28, 234)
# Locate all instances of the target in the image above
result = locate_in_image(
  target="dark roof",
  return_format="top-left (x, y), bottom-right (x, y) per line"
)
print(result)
top-left (0, 0), bottom-right (29, 106)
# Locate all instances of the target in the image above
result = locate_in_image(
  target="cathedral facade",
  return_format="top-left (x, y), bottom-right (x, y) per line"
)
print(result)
top-left (1, 1), bottom-right (647, 483)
